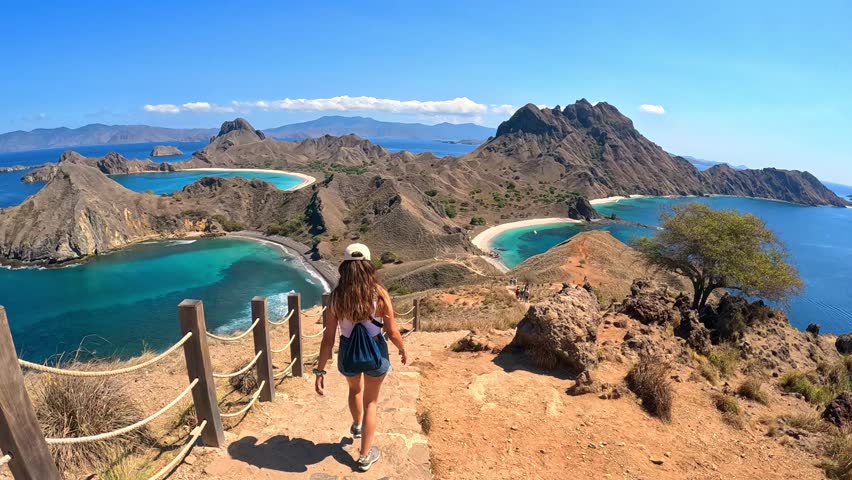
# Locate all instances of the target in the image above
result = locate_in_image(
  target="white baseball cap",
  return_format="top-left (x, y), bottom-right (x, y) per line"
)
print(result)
top-left (344, 243), bottom-right (371, 261)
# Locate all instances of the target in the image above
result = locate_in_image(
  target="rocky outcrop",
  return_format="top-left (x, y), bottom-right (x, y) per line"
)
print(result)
top-left (620, 279), bottom-right (680, 326)
top-left (150, 145), bottom-right (182, 156)
top-left (836, 334), bottom-right (852, 354)
top-left (21, 164), bottom-right (57, 182)
top-left (823, 392), bottom-right (852, 427)
top-left (675, 307), bottom-right (712, 355)
top-left (566, 196), bottom-right (600, 221)
top-left (511, 284), bottom-right (601, 373)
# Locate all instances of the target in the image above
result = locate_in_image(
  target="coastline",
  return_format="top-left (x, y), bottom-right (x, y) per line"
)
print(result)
top-left (471, 217), bottom-right (583, 273)
top-left (183, 168), bottom-right (316, 191)
top-left (228, 231), bottom-right (337, 291)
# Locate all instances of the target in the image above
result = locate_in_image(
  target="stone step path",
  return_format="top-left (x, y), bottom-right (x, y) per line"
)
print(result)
top-left (199, 334), bottom-right (432, 479)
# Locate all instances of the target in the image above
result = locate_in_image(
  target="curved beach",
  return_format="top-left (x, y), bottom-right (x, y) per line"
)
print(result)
top-left (471, 217), bottom-right (583, 272)
top-left (183, 168), bottom-right (316, 191)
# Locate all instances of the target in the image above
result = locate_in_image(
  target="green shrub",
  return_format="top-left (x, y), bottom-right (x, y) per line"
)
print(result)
top-left (371, 258), bottom-right (383, 270)
top-left (780, 371), bottom-right (835, 405)
top-left (708, 346), bottom-right (739, 378)
top-left (737, 378), bottom-right (769, 405)
top-left (425, 189), bottom-right (438, 197)
top-left (444, 204), bottom-right (457, 218)
top-left (389, 285), bottom-right (413, 296)
top-left (822, 428), bottom-right (852, 479)
top-left (470, 216), bottom-right (486, 226)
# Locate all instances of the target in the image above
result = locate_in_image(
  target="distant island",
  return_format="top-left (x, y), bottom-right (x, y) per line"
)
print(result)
top-left (262, 115), bottom-right (495, 142)
top-left (439, 138), bottom-right (484, 145)
top-left (0, 116), bottom-right (496, 153)
top-left (150, 145), bottom-right (183, 156)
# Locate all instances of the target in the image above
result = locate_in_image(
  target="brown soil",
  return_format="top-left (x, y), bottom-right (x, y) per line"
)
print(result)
top-left (419, 324), bottom-right (827, 480)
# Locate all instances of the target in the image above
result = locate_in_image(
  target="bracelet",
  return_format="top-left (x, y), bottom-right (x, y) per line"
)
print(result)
top-left (312, 368), bottom-right (327, 376)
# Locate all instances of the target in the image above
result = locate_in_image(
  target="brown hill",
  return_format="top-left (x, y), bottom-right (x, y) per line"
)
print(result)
top-left (511, 230), bottom-right (689, 304)
top-left (22, 150), bottom-right (174, 183)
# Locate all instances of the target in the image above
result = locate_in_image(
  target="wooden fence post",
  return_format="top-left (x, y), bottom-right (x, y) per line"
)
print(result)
top-left (0, 306), bottom-right (61, 480)
top-left (413, 298), bottom-right (421, 331)
top-left (251, 297), bottom-right (275, 402)
top-left (178, 300), bottom-right (224, 447)
top-left (287, 293), bottom-right (304, 377)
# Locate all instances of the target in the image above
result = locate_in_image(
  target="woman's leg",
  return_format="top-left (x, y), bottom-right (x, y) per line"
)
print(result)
top-left (346, 374), bottom-right (364, 427)
top-left (360, 373), bottom-right (386, 456)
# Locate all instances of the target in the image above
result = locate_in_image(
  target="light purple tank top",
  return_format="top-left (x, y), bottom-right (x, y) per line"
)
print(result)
top-left (339, 301), bottom-right (383, 338)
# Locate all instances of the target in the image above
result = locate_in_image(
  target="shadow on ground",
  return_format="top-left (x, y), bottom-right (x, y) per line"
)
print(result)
top-left (492, 345), bottom-right (581, 381)
top-left (227, 435), bottom-right (355, 473)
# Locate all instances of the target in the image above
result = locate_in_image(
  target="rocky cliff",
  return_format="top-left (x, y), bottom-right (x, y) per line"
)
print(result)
top-left (477, 101), bottom-right (845, 207)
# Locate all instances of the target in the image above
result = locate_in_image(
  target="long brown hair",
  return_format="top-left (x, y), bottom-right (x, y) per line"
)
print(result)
top-left (329, 260), bottom-right (386, 321)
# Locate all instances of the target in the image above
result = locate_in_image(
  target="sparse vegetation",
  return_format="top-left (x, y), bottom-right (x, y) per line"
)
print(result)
top-left (780, 371), bottom-right (835, 405)
top-left (425, 189), bottom-right (438, 197)
top-left (266, 215), bottom-right (307, 237)
top-left (783, 413), bottom-right (829, 433)
top-left (822, 428), bottom-right (852, 480)
top-left (715, 394), bottom-right (746, 429)
top-left (212, 214), bottom-right (245, 232)
top-left (444, 204), bottom-right (457, 218)
top-left (230, 369), bottom-right (260, 395)
top-left (32, 362), bottom-right (153, 472)
top-left (737, 378), bottom-right (769, 405)
top-left (626, 354), bottom-right (673, 422)
top-left (635, 203), bottom-right (802, 309)
top-left (389, 285), bottom-right (413, 296)
top-left (469, 216), bottom-right (486, 226)
top-left (417, 409), bottom-right (433, 434)
top-left (707, 345), bottom-right (739, 378)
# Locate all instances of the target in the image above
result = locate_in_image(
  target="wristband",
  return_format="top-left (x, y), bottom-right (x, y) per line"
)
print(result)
top-left (312, 368), bottom-right (327, 376)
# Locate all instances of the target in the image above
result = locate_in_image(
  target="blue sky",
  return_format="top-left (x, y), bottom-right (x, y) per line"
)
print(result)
top-left (2, 0), bottom-right (851, 183)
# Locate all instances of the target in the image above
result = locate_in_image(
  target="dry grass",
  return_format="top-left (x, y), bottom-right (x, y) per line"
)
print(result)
top-left (229, 369), bottom-right (260, 395)
top-left (526, 343), bottom-right (561, 370)
top-left (737, 378), bottom-right (769, 405)
top-left (417, 409), bottom-right (433, 434)
top-left (626, 354), bottom-right (673, 422)
top-left (707, 345), bottom-right (740, 378)
top-left (783, 413), bottom-right (830, 433)
top-left (420, 293), bottom-right (527, 333)
top-left (714, 394), bottom-right (746, 429)
top-left (31, 362), bottom-right (153, 473)
top-left (823, 428), bottom-right (852, 480)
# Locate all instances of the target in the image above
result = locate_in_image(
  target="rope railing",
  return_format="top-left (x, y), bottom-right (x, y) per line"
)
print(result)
top-left (302, 327), bottom-right (326, 339)
top-left (396, 306), bottom-right (415, 316)
top-left (300, 306), bottom-right (326, 318)
top-left (220, 381), bottom-right (266, 418)
top-left (273, 358), bottom-right (298, 379)
top-left (303, 351), bottom-right (319, 360)
top-left (402, 329), bottom-right (415, 338)
top-left (44, 379), bottom-right (199, 445)
top-left (397, 317), bottom-right (414, 326)
top-left (17, 333), bottom-right (193, 378)
top-left (271, 335), bottom-right (296, 354)
top-left (212, 351), bottom-right (263, 379)
top-left (146, 420), bottom-right (207, 480)
top-left (205, 318), bottom-right (260, 342)
top-left (0, 453), bottom-right (10, 467)
top-left (268, 309), bottom-right (294, 327)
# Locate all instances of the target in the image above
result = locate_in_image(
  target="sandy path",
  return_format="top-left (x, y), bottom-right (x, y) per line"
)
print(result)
top-left (198, 332), bottom-right (437, 479)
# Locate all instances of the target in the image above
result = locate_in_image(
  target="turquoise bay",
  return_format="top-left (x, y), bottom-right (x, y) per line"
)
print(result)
top-left (491, 197), bottom-right (852, 334)
top-left (0, 238), bottom-right (324, 363)
top-left (110, 169), bottom-right (305, 195)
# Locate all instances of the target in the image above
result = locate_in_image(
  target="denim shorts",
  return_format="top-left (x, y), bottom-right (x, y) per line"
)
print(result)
top-left (338, 335), bottom-right (391, 378)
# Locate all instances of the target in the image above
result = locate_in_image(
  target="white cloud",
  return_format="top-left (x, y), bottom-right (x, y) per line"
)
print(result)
top-left (489, 104), bottom-right (517, 116)
top-left (181, 102), bottom-right (234, 113)
top-left (639, 104), bottom-right (666, 114)
top-left (144, 103), bottom-right (181, 114)
top-left (232, 95), bottom-right (488, 116)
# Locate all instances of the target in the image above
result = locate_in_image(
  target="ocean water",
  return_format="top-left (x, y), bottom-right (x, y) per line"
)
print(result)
top-left (492, 196), bottom-right (852, 334)
top-left (0, 141), bottom-right (208, 167)
top-left (111, 170), bottom-right (305, 195)
top-left (0, 238), bottom-right (325, 363)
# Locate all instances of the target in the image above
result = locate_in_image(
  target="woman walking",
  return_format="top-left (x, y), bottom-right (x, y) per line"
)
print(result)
top-left (314, 243), bottom-right (408, 472)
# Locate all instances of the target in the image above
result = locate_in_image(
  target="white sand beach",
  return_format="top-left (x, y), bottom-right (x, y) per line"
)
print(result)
top-left (471, 217), bottom-right (583, 272)
top-left (184, 168), bottom-right (316, 191)
top-left (589, 194), bottom-right (647, 205)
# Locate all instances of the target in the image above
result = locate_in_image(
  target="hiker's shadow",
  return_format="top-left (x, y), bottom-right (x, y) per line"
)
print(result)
top-left (227, 435), bottom-right (355, 472)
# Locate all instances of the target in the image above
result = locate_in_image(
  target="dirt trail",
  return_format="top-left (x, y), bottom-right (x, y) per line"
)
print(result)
top-left (196, 332), bottom-right (445, 479)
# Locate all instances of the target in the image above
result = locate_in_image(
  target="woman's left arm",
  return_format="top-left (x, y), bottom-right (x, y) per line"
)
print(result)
top-left (315, 303), bottom-right (338, 396)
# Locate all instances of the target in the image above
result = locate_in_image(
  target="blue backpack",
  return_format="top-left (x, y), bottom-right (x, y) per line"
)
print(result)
top-left (342, 319), bottom-right (386, 373)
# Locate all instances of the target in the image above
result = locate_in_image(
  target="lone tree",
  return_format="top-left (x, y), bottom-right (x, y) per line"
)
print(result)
top-left (634, 203), bottom-right (802, 309)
